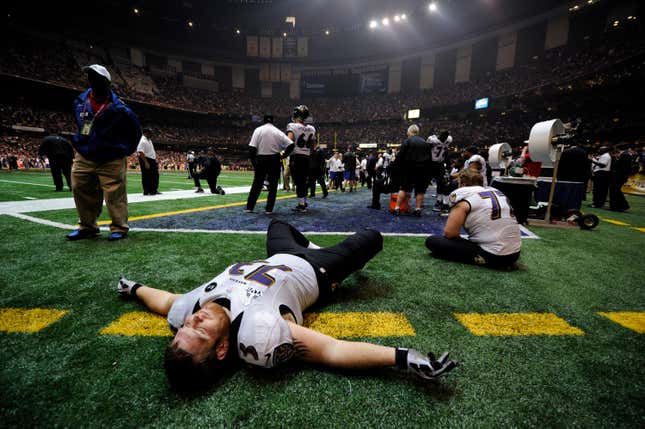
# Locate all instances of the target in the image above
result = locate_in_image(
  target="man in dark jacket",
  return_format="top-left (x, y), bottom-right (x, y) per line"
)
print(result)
top-left (67, 64), bottom-right (141, 241)
top-left (38, 130), bottom-right (74, 191)
top-left (308, 143), bottom-right (328, 198)
top-left (196, 147), bottom-right (225, 195)
top-left (609, 146), bottom-right (633, 212)
top-left (392, 124), bottom-right (432, 216)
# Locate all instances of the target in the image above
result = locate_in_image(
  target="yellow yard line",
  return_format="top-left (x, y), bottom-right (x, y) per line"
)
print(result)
top-left (600, 218), bottom-right (631, 226)
top-left (632, 227), bottom-right (645, 233)
top-left (0, 308), bottom-right (69, 333)
top-left (598, 312), bottom-right (645, 334)
top-left (97, 195), bottom-right (297, 225)
top-left (100, 311), bottom-right (416, 338)
top-left (454, 312), bottom-right (584, 336)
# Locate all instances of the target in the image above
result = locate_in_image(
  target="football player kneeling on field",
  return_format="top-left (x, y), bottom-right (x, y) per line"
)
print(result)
top-left (117, 220), bottom-right (457, 391)
top-left (425, 168), bottom-right (521, 269)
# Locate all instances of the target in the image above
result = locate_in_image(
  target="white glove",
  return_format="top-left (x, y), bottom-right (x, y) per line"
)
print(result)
top-left (395, 348), bottom-right (457, 380)
top-left (117, 277), bottom-right (142, 296)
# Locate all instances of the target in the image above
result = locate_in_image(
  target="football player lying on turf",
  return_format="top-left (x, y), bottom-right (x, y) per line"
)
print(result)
top-left (425, 168), bottom-right (521, 269)
top-left (118, 219), bottom-right (457, 391)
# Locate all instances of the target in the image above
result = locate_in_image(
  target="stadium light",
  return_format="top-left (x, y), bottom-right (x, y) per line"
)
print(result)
top-left (283, 32), bottom-right (287, 37)
top-left (401, 14), bottom-right (407, 20)
top-left (369, 20), bottom-right (378, 29)
top-left (324, 29), bottom-right (330, 36)
top-left (235, 29), bottom-right (241, 34)
top-left (429, 2), bottom-right (438, 12)
top-left (188, 21), bottom-right (194, 28)
top-left (394, 15), bottom-right (400, 22)
top-left (133, 8), bottom-right (139, 15)
top-left (382, 17), bottom-right (390, 26)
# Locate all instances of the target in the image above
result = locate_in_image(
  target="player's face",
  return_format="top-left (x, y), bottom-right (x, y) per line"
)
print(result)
top-left (174, 304), bottom-right (229, 362)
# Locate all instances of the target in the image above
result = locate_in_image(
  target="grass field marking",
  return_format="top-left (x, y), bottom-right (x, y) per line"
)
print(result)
top-left (100, 311), bottom-right (172, 336)
top-left (97, 194), bottom-right (298, 225)
top-left (600, 218), bottom-right (632, 226)
top-left (100, 311), bottom-right (416, 338)
top-left (7, 212), bottom-right (77, 229)
top-left (23, 197), bottom-right (37, 200)
top-left (597, 312), bottom-right (645, 333)
top-left (632, 227), bottom-right (645, 233)
top-left (453, 312), bottom-right (585, 336)
top-left (0, 179), bottom-right (53, 188)
top-left (303, 312), bottom-right (416, 338)
top-left (0, 308), bottom-right (70, 333)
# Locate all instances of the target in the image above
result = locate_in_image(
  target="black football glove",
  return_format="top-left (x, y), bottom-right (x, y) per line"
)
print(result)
top-left (395, 347), bottom-right (458, 380)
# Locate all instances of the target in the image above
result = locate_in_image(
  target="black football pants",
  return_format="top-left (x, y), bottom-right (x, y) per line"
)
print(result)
top-left (425, 235), bottom-right (519, 269)
top-left (266, 219), bottom-right (383, 300)
top-left (290, 155), bottom-right (310, 199)
top-left (247, 155), bottom-right (281, 212)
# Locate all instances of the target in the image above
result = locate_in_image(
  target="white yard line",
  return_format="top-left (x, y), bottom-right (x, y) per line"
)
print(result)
top-left (0, 179), bottom-right (53, 187)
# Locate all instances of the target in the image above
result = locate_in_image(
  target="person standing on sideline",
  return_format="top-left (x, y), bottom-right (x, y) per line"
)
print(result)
top-left (195, 147), bottom-right (225, 195)
top-left (287, 105), bottom-right (316, 213)
top-left (591, 146), bottom-right (612, 208)
top-left (308, 141), bottom-right (328, 198)
top-left (187, 151), bottom-right (203, 192)
top-left (343, 145), bottom-right (358, 192)
top-left (38, 129), bottom-right (74, 192)
top-left (246, 115), bottom-right (294, 214)
top-left (392, 125), bottom-right (432, 217)
top-left (67, 64), bottom-right (141, 242)
top-left (137, 128), bottom-right (160, 196)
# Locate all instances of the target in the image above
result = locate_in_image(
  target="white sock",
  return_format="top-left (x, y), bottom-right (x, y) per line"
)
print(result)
top-left (299, 198), bottom-right (305, 206)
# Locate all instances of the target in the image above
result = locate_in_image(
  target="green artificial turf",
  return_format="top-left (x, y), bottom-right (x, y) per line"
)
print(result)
top-left (0, 174), bottom-right (644, 428)
top-left (0, 170), bottom-right (253, 202)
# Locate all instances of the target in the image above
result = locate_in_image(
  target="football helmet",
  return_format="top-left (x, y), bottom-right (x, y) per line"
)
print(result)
top-left (293, 105), bottom-right (310, 120)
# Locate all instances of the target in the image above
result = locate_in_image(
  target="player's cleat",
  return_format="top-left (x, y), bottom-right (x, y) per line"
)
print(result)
top-left (293, 204), bottom-right (308, 213)
top-left (108, 231), bottom-right (127, 241)
top-left (195, 188), bottom-right (204, 193)
top-left (66, 228), bottom-right (100, 241)
top-left (117, 277), bottom-right (142, 296)
top-left (264, 211), bottom-right (274, 215)
top-left (413, 208), bottom-right (422, 217)
top-left (392, 208), bottom-right (400, 216)
top-left (395, 348), bottom-right (458, 380)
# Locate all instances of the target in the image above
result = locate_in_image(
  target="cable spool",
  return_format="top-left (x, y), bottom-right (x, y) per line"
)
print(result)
top-left (527, 119), bottom-right (566, 166)
top-left (488, 143), bottom-right (513, 169)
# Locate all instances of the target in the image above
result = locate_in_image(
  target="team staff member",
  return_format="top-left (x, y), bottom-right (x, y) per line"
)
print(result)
top-left (591, 146), bottom-right (612, 208)
top-left (246, 115), bottom-right (295, 213)
top-left (287, 105), bottom-right (316, 213)
top-left (195, 147), bottom-right (225, 195)
top-left (392, 124), bottom-right (432, 217)
top-left (137, 128), bottom-right (160, 196)
top-left (67, 64), bottom-right (141, 242)
top-left (117, 220), bottom-right (457, 391)
top-left (308, 141), bottom-right (328, 198)
top-left (38, 130), bottom-right (74, 192)
top-left (425, 169), bottom-right (521, 269)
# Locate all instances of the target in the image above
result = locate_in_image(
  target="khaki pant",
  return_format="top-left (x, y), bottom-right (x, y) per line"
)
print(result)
top-left (71, 153), bottom-right (129, 233)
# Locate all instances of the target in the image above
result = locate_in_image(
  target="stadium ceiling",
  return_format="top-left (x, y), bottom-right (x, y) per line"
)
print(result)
top-left (6, 0), bottom-right (573, 57)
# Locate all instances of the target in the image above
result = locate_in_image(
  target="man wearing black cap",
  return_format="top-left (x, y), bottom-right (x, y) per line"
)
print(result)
top-left (38, 129), bottom-right (74, 192)
top-left (67, 64), bottom-right (141, 241)
top-left (196, 147), bottom-right (225, 195)
top-left (246, 114), bottom-right (295, 214)
top-left (137, 128), bottom-right (160, 195)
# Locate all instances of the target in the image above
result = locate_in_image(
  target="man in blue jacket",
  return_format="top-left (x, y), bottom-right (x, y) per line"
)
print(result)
top-left (67, 64), bottom-right (142, 241)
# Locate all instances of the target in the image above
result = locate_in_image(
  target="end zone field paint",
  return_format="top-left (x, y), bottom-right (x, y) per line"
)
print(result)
top-left (454, 312), bottom-right (585, 336)
top-left (0, 308), bottom-right (69, 333)
top-left (598, 312), bottom-right (645, 333)
top-left (100, 311), bottom-right (172, 336)
top-left (303, 312), bottom-right (416, 338)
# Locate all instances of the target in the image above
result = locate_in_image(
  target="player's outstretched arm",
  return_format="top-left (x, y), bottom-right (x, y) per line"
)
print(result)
top-left (288, 322), bottom-right (457, 379)
top-left (117, 277), bottom-right (179, 316)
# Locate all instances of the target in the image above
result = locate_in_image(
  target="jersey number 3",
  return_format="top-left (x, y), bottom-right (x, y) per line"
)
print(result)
top-left (478, 190), bottom-right (506, 220)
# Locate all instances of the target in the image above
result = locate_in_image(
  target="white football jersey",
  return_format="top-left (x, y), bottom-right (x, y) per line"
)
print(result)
top-left (427, 135), bottom-right (452, 162)
top-left (167, 253), bottom-right (318, 368)
top-left (465, 154), bottom-right (488, 186)
top-left (449, 185), bottom-right (521, 255)
top-left (286, 122), bottom-right (316, 156)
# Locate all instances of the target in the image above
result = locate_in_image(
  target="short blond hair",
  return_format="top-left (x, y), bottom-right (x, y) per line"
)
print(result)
top-left (407, 124), bottom-right (419, 136)
top-left (458, 168), bottom-right (484, 187)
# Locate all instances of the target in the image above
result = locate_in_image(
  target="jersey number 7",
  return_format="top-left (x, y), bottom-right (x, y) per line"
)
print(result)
top-left (478, 190), bottom-right (506, 220)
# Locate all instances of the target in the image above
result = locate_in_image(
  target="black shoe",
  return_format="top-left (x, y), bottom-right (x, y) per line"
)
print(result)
top-left (322, 193), bottom-right (328, 198)
top-left (413, 209), bottom-right (422, 217)
top-left (293, 204), bottom-right (308, 213)
top-left (367, 205), bottom-right (381, 210)
top-left (195, 188), bottom-right (204, 193)
top-left (66, 228), bottom-right (100, 241)
top-left (392, 208), bottom-right (400, 216)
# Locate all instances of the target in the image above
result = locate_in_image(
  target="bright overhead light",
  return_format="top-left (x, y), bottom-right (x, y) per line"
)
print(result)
top-left (394, 15), bottom-right (400, 22)
top-left (188, 21), bottom-right (194, 28)
top-left (382, 17), bottom-right (390, 26)
top-left (429, 2), bottom-right (438, 12)
top-left (401, 14), bottom-right (407, 20)
top-left (283, 32), bottom-right (287, 37)
top-left (324, 29), bottom-right (330, 35)
top-left (369, 20), bottom-right (378, 29)
top-left (235, 29), bottom-right (240, 34)
top-left (133, 8), bottom-right (139, 15)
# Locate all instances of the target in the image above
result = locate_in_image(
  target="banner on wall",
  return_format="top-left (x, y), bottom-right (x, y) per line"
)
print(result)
top-left (359, 70), bottom-right (387, 94)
